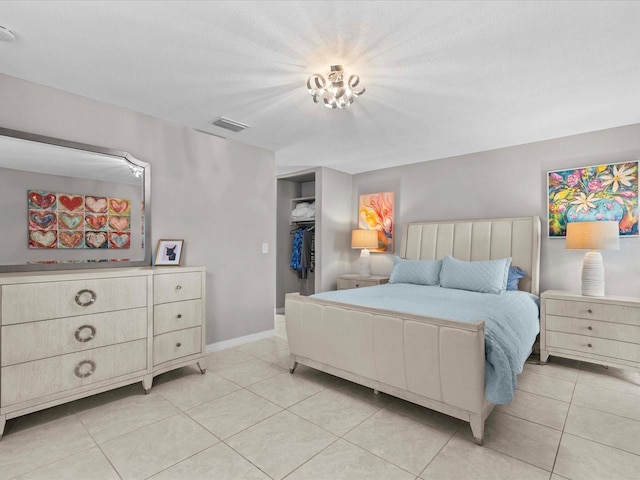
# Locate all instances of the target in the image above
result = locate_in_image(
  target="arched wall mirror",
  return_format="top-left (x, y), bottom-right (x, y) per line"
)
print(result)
top-left (0, 127), bottom-right (151, 272)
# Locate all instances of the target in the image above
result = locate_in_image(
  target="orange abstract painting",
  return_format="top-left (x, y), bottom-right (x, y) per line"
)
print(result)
top-left (359, 191), bottom-right (394, 253)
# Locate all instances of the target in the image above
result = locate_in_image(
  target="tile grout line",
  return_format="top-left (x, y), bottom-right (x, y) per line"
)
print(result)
top-left (279, 437), bottom-right (342, 479)
top-left (561, 362), bottom-right (640, 458)
top-left (6, 409), bottom-right (110, 480)
top-left (72, 408), bottom-right (126, 480)
top-left (221, 437), bottom-right (278, 480)
top-left (417, 423), bottom-right (461, 478)
top-left (548, 360), bottom-right (581, 477)
top-left (495, 398), bottom-right (569, 433)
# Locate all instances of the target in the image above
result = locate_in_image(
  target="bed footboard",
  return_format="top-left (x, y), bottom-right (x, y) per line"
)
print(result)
top-left (285, 292), bottom-right (493, 444)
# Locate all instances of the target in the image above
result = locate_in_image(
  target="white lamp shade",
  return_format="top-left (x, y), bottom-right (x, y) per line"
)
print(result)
top-left (566, 221), bottom-right (620, 251)
top-left (351, 229), bottom-right (378, 249)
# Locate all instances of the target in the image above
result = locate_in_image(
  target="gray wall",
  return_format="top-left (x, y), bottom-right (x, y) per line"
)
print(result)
top-left (352, 124), bottom-right (640, 297)
top-left (0, 73), bottom-right (276, 344)
top-left (315, 167), bottom-right (353, 292)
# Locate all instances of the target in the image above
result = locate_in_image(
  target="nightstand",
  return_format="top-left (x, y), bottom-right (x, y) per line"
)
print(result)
top-left (337, 274), bottom-right (389, 290)
top-left (540, 290), bottom-right (640, 372)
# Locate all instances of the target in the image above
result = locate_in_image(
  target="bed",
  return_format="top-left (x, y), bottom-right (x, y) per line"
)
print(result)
top-left (285, 216), bottom-right (541, 445)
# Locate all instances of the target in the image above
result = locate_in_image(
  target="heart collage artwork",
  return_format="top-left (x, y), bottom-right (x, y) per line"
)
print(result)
top-left (28, 190), bottom-right (132, 249)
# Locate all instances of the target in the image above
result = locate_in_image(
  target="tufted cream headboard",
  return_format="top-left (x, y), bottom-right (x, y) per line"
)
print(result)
top-left (399, 216), bottom-right (541, 295)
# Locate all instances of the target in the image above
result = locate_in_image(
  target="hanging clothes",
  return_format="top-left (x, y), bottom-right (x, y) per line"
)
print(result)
top-left (300, 229), bottom-right (313, 277)
top-left (290, 229), bottom-right (303, 274)
top-left (290, 226), bottom-right (314, 279)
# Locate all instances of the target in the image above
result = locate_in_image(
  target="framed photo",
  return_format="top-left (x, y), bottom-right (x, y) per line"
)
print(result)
top-left (358, 191), bottom-right (394, 253)
top-left (154, 239), bottom-right (184, 266)
top-left (547, 161), bottom-right (638, 237)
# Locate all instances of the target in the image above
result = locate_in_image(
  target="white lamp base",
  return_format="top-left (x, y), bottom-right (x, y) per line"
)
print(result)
top-left (581, 251), bottom-right (605, 297)
top-left (358, 248), bottom-right (371, 277)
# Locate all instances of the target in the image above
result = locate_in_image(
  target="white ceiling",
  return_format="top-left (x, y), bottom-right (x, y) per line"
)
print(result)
top-left (1, 1), bottom-right (640, 176)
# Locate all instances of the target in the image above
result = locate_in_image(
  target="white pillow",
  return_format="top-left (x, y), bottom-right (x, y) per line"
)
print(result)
top-left (389, 256), bottom-right (442, 286)
top-left (439, 255), bottom-right (512, 294)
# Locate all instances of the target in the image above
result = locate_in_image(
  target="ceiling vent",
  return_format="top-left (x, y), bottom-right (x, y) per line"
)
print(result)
top-left (211, 117), bottom-right (251, 133)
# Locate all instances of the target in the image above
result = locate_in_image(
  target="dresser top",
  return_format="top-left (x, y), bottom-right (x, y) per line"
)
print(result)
top-left (542, 289), bottom-right (640, 306)
top-left (0, 265), bottom-right (204, 284)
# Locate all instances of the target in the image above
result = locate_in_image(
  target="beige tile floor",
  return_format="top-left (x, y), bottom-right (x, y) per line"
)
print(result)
top-left (2, 318), bottom-right (640, 480)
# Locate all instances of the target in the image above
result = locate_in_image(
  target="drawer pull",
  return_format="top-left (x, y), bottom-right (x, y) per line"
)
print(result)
top-left (587, 309), bottom-right (593, 314)
top-left (74, 289), bottom-right (97, 307)
top-left (74, 360), bottom-right (96, 378)
top-left (176, 342), bottom-right (182, 348)
top-left (355, 284), bottom-right (360, 287)
top-left (175, 285), bottom-right (182, 291)
top-left (177, 314), bottom-right (182, 319)
top-left (74, 324), bottom-right (96, 343)
top-left (588, 326), bottom-right (593, 331)
top-left (587, 343), bottom-right (593, 348)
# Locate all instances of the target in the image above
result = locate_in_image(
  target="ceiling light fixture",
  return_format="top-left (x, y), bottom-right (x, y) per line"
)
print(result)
top-left (0, 25), bottom-right (16, 42)
top-left (307, 65), bottom-right (365, 109)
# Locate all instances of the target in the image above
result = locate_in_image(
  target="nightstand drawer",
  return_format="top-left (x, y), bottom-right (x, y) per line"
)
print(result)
top-left (153, 272), bottom-right (202, 305)
top-left (546, 331), bottom-right (640, 363)
top-left (153, 327), bottom-right (202, 366)
top-left (337, 275), bottom-right (389, 290)
top-left (545, 298), bottom-right (640, 326)
top-left (154, 299), bottom-right (202, 335)
top-left (546, 315), bottom-right (640, 343)
top-left (338, 278), bottom-right (380, 289)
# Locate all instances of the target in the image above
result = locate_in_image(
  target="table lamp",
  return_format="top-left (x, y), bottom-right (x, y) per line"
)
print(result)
top-left (565, 221), bottom-right (619, 296)
top-left (351, 229), bottom-right (378, 277)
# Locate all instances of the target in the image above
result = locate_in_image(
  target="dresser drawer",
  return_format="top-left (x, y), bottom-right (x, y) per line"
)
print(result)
top-left (154, 299), bottom-right (202, 336)
top-left (154, 272), bottom-right (202, 305)
top-left (546, 315), bottom-right (640, 344)
top-left (546, 331), bottom-right (640, 363)
top-left (545, 298), bottom-right (640, 326)
top-left (1, 275), bottom-right (147, 325)
top-left (1, 308), bottom-right (147, 366)
top-left (153, 327), bottom-right (202, 366)
top-left (1, 339), bottom-right (147, 406)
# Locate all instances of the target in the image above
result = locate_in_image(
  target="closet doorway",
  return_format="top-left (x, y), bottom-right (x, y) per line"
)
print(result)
top-left (276, 167), bottom-right (353, 315)
top-left (276, 170), bottom-right (316, 313)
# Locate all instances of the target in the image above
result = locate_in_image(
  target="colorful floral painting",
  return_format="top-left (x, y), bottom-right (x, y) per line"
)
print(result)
top-left (359, 191), bottom-right (394, 252)
top-left (548, 161), bottom-right (638, 237)
top-left (28, 190), bottom-right (132, 249)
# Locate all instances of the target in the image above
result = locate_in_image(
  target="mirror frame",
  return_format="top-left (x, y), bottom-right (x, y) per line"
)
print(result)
top-left (0, 127), bottom-right (151, 272)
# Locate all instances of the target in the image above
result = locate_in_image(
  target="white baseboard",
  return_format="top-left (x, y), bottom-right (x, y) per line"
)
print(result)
top-left (206, 329), bottom-right (276, 353)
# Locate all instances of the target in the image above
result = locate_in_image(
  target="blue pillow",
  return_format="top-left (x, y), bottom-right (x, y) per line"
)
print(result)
top-left (439, 255), bottom-right (512, 294)
top-left (506, 266), bottom-right (526, 291)
top-left (389, 256), bottom-right (442, 286)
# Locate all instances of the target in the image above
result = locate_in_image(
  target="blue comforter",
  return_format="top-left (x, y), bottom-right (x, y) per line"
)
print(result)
top-left (312, 284), bottom-right (539, 404)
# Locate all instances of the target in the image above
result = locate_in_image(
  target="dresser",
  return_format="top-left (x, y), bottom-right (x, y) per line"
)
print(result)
top-left (337, 274), bottom-right (389, 290)
top-left (540, 290), bottom-right (640, 372)
top-left (0, 266), bottom-right (206, 438)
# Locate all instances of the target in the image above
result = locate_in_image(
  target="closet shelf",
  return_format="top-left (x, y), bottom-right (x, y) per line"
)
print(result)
top-left (290, 219), bottom-right (315, 225)
top-left (290, 196), bottom-right (315, 224)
